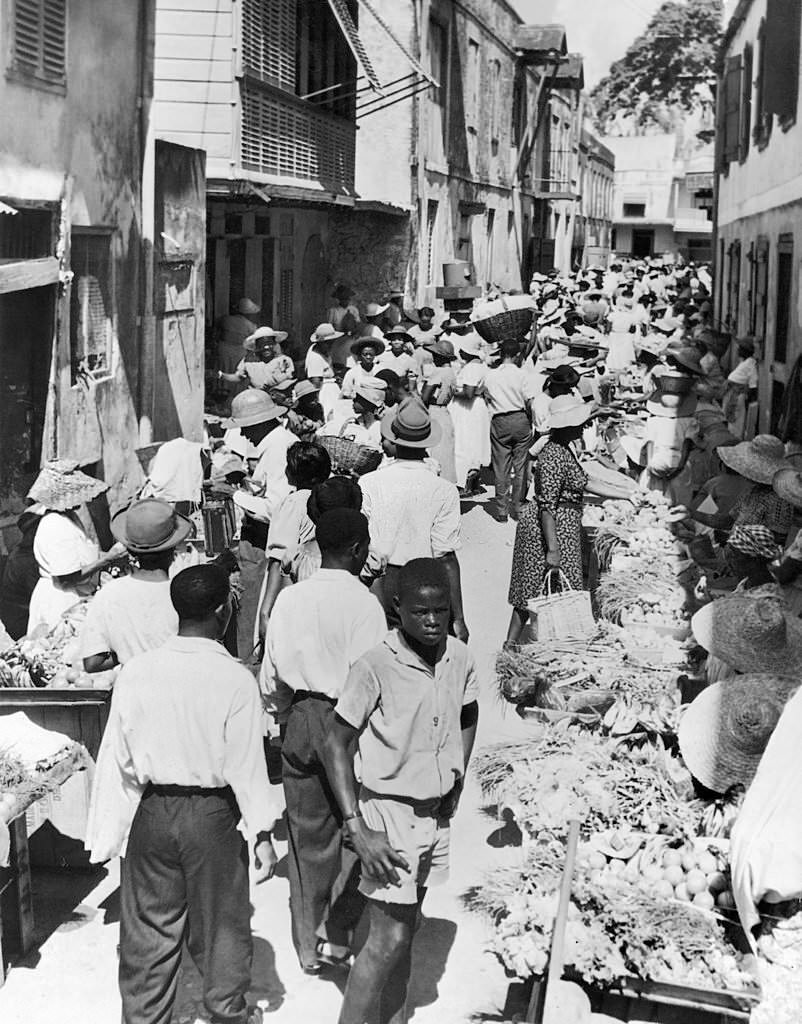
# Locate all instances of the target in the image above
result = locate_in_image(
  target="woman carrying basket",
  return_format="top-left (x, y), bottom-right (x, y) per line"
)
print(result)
top-left (505, 395), bottom-right (633, 645)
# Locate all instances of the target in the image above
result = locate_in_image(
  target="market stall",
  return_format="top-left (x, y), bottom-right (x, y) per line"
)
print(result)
top-left (473, 488), bottom-right (767, 1021)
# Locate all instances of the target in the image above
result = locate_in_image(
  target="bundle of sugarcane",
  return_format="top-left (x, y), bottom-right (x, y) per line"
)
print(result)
top-left (597, 566), bottom-right (684, 623)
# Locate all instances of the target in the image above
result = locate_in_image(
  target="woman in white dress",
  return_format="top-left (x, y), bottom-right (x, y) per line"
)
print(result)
top-left (305, 323), bottom-right (344, 421)
top-left (26, 461), bottom-right (124, 634)
top-left (450, 332), bottom-right (491, 493)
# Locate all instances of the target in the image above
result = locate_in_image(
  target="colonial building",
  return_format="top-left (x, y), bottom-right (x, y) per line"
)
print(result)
top-left (578, 117), bottom-right (616, 268)
top-left (0, 0), bottom-right (205, 526)
top-left (607, 134), bottom-right (714, 261)
top-left (714, 0), bottom-right (802, 433)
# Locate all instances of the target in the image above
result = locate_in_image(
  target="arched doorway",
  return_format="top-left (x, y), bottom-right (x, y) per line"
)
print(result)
top-left (300, 234), bottom-right (327, 356)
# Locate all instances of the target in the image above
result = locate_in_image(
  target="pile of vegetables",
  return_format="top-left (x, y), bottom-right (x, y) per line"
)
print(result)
top-left (0, 603), bottom-right (113, 690)
top-left (0, 743), bottom-right (89, 824)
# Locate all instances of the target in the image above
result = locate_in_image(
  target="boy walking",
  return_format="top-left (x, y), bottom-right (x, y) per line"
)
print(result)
top-left (325, 558), bottom-right (480, 1024)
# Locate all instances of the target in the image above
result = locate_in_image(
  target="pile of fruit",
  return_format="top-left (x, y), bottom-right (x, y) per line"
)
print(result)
top-left (0, 602), bottom-right (114, 690)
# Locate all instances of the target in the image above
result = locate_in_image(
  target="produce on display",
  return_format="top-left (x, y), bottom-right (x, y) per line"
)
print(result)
top-left (0, 742), bottom-right (90, 824)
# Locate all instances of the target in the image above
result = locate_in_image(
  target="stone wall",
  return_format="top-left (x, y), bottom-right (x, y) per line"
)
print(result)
top-left (327, 208), bottom-right (413, 312)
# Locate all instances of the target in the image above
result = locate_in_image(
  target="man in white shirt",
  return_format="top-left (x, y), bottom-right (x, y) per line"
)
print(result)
top-left (484, 339), bottom-right (535, 522)
top-left (87, 564), bottom-right (280, 1024)
top-left (81, 499), bottom-right (192, 672)
top-left (227, 389), bottom-right (296, 661)
top-left (359, 398), bottom-right (468, 641)
top-left (375, 326), bottom-right (418, 390)
top-left (261, 509), bottom-right (387, 974)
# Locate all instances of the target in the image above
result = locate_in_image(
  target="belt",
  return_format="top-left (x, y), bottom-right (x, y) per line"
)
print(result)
top-left (291, 690), bottom-right (337, 706)
top-left (361, 786), bottom-right (445, 817)
top-left (144, 783), bottom-right (234, 798)
top-left (492, 409), bottom-right (528, 418)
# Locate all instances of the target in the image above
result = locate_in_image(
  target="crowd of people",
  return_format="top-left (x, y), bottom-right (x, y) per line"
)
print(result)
top-left (2, 257), bottom-right (802, 1024)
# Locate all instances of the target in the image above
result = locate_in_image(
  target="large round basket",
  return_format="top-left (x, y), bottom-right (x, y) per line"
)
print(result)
top-left (317, 434), bottom-right (382, 478)
top-left (472, 295), bottom-right (536, 344)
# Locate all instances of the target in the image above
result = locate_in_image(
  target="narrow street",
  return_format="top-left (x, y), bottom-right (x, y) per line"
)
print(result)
top-left (0, 497), bottom-right (534, 1024)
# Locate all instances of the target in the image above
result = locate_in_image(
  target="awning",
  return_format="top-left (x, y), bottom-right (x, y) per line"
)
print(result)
top-left (0, 200), bottom-right (18, 216)
top-left (0, 167), bottom-right (65, 205)
top-left (327, 0), bottom-right (383, 94)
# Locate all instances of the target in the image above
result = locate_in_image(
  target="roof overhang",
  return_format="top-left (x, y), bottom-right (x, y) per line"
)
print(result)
top-left (552, 53), bottom-right (584, 90)
top-left (513, 24), bottom-right (568, 65)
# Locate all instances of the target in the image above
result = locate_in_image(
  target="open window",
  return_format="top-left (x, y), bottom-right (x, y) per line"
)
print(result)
top-left (70, 230), bottom-right (114, 383)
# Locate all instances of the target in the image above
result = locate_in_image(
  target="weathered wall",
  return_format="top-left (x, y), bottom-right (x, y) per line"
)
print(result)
top-left (0, 0), bottom-right (151, 510)
top-left (327, 209), bottom-right (413, 312)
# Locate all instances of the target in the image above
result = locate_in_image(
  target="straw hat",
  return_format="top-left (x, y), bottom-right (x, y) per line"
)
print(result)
top-left (544, 364), bottom-right (581, 388)
top-left (243, 325), bottom-right (287, 351)
top-left (310, 323), bottom-right (344, 345)
top-left (548, 394), bottom-right (593, 430)
top-left (665, 346), bottom-right (703, 375)
top-left (385, 325), bottom-right (413, 343)
top-left (225, 389), bottom-right (288, 428)
top-left (294, 380), bottom-right (320, 401)
top-left (111, 499), bottom-right (192, 554)
top-left (691, 595), bottom-right (802, 674)
top-left (380, 397), bottom-right (441, 449)
top-left (236, 297), bottom-right (260, 316)
top-left (457, 332), bottom-right (485, 358)
top-left (351, 335), bottom-right (386, 356)
top-left (424, 338), bottom-right (457, 361)
top-left (28, 460), bottom-right (109, 511)
top-left (773, 468), bottom-right (802, 509)
top-left (678, 674), bottom-right (800, 793)
top-left (365, 302), bottom-right (389, 317)
top-left (717, 434), bottom-right (790, 485)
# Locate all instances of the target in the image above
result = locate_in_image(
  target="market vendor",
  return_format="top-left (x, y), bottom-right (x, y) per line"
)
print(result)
top-left (26, 461), bottom-right (126, 635)
top-left (81, 498), bottom-right (192, 673)
top-left (216, 326), bottom-right (293, 395)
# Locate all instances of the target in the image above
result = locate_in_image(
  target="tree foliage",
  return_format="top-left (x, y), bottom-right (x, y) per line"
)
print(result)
top-left (590, 0), bottom-right (722, 135)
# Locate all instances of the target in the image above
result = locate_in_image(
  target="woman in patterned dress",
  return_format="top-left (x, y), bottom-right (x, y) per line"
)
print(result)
top-left (505, 395), bottom-right (631, 644)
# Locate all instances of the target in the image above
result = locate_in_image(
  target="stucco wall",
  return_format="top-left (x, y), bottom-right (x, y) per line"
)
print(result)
top-left (0, 0), bottom-right (151, 510)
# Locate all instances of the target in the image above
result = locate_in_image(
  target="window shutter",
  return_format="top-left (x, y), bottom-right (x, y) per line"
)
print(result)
top-left (42, 0), bottom-right (66, 79)
top-left (723, 56), bottom-right (743, 164)
top-left (13, 0), bottom-right (40, 72)
top-left (13, 0), bottom-right (65, 81)
top-left (740, 44), bottom-right (753, 159)
top-left (765, 0), bottom-right (802, 120)
top-left (241, 0), bottom-right (296, 90)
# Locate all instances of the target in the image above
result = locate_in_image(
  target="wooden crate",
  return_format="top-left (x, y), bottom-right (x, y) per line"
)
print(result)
top-left (0, 689), bottom-right (110, 759)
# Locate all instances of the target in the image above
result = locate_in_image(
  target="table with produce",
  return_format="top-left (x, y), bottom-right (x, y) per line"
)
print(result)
top-left (471, 489), bottom-right (764, 1020)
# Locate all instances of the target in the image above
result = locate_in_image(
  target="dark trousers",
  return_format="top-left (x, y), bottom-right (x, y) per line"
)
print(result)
top-left (235, 537), bottom-right (266, 666)
top-left (119, 786), bottom-right (252, 1024)
top-left (282, 696), bottom-right (363, 970)
top-left (490, 410), bottom-right (532, 516)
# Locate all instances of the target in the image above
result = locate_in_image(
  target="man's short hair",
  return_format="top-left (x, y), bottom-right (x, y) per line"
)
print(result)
top-left (307, 476), bottom-right (362, 524)
top-left (286, 441), bottom-right (331, 490)
top-left (396, 558), bottom-right (450, 604)
top-left (499, 339), bottom-right (521, 360)
top-left (315, 509), bottom-right (369, 553)
top-left (170, 564), bottom-right (230, 620)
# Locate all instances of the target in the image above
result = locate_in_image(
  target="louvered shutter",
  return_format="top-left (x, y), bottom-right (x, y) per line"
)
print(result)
top-left (723, 56), bottom-right (743, 165)
top-left (12, 0), bottom-right (65, 80)
top-left (241, 0), bottom-right (296, 90)
top-left (740, 44), bottom-right (753, 160)
top-left (765, 0), bottom-right (802, 120)
top-left (13, 0), bottom-right (40, 72)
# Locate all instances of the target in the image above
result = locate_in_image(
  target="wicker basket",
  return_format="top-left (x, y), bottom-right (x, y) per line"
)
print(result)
top-left (472, 295), bottom-right (536, 344)
top-left (318, 433), bottom-right (383, 478)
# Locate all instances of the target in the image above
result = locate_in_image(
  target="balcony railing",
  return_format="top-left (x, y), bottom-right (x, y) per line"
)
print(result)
top-left (240, 78), bottom-right (356, 192)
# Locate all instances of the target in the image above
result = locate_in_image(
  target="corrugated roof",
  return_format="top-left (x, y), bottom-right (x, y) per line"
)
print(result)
top-left (513, 24), bottom-right (567, 57)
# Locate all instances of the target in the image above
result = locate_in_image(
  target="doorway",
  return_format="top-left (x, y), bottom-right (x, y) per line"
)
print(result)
top-left (632, 230), bottom-right (654, 258)
top-left (0, 286), bottom-right (56, 505)
top-left (299, 234), bottom-right (326, 356)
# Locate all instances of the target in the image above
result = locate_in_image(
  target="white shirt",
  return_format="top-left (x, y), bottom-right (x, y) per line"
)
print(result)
top-left (34, 511), bottom-right (98, 579)
top-left (360, 460), bottom-right (461, 564)
top-left (86, 636), bottom-right (280, 861)
top-left (484, 363), bottom-right (534, 415)
top-left (728, 356), bottom-right (758, 388)
top-left (305, 346), bottom-right (335, 380)
top-left (340, 363), bottom-right (374, 399)
top-left (246, 423), bottom-right (295, 522)
top-left (260, 568), bottom-right (387, 716)
top-left (376, 351), bottom-right (417, 379)
top-left (141, 438), bottom-right (204, 504)
top-left (81, 576), bottom-right (178, 664)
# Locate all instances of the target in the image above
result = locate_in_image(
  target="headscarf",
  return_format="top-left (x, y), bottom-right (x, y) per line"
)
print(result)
top-left (727, 524), bottom-right (782, 561)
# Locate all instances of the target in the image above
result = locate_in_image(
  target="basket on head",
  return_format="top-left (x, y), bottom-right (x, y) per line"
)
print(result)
top-left (317, 435), bottom-right (382, 478)
top-left (473, 306), bottom-right (535, 345)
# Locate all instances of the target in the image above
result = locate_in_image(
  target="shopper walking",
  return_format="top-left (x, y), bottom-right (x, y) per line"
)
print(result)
top-left (484, 339), bottom-right (534, 522)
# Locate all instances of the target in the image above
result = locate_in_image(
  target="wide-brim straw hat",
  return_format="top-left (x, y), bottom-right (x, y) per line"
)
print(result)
top-left (380, 398), bottom-right (441, 450)
top-left (365, 302), bottom-right (389, 317)
top-left (678, 674), bottom-right (800, 793)
top-left (111, 498), bottom-right (192, 554)
top-left (351, 336), bottom-right (386, 356)
top-left (717, 434), bottom-right (790, 485)
top-left (691, 595), bottom-right (802, 675)
top-left (225, 388), bottom-right (288, 428)
top-left (28, 460), bottom-right (109, 511)
top-left (294, 380), bottom-right (320, 401)
top-left (385, 325), bottom-right (413, 343)
top-left (773, 467), bottom-right (802, 509)
top-left (310, 323), bottom-right (344, 344)
top-left (548, 394), bottom-right (594, 430)
top-left (243, 326), bottom-right (287, 351)
top-left (424, 338), bottom-right (457, 361)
